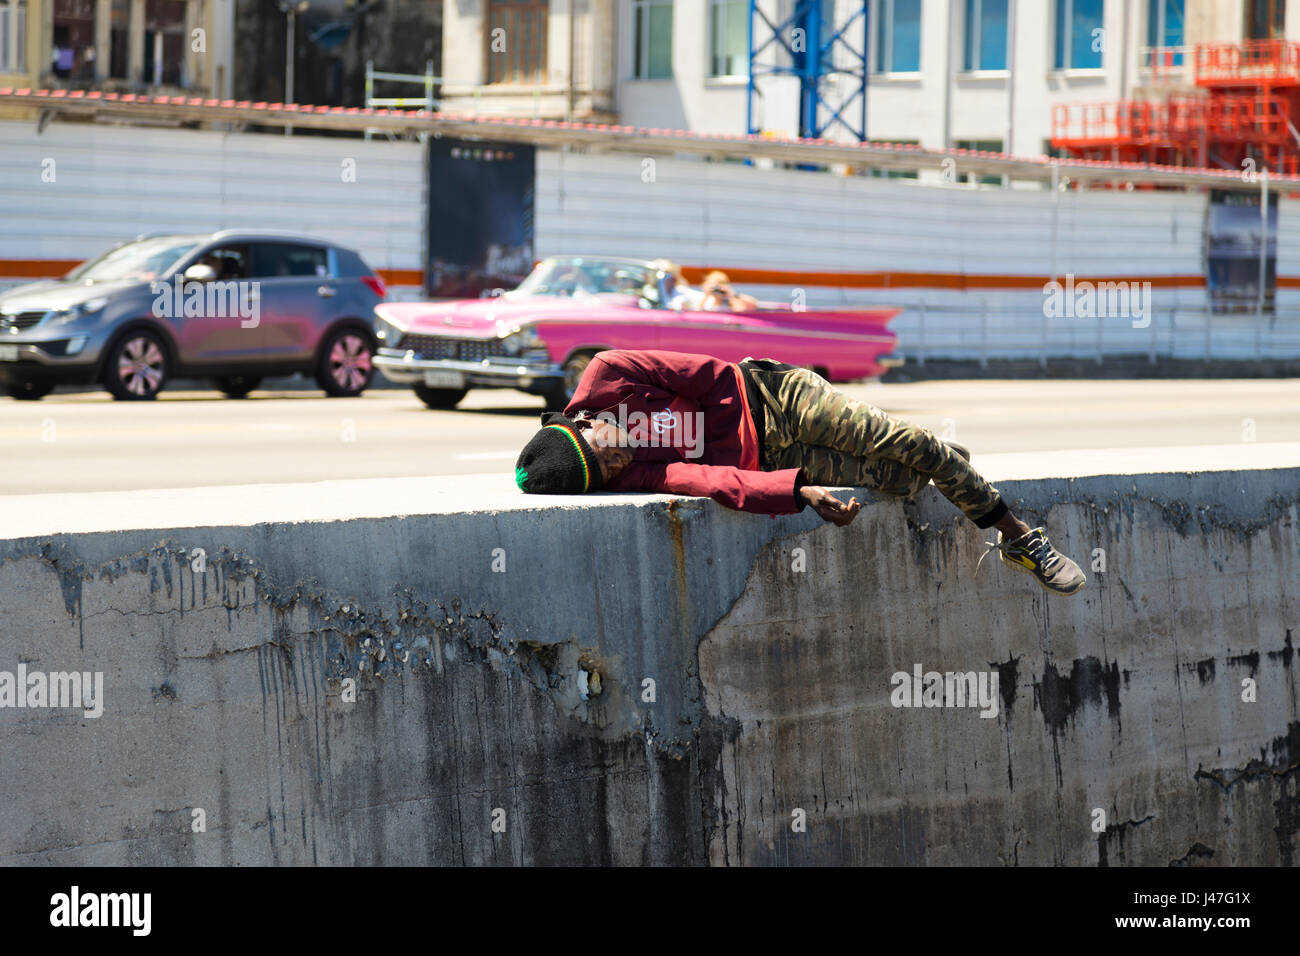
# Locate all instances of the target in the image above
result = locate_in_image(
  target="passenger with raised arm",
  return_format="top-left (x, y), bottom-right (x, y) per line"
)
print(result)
top-left (699, 271), bottom-right (758, 312)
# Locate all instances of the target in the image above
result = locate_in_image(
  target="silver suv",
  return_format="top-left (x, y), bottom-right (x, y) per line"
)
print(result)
top-left (0, 230), bottom-right (386, 400)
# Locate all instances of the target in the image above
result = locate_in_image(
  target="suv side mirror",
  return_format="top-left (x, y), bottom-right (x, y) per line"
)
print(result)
top-left (183, 263), bottom-right (217, 283)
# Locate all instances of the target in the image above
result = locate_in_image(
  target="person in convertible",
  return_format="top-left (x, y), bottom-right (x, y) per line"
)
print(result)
top-left (514, 349), bottom-right (1086, 595)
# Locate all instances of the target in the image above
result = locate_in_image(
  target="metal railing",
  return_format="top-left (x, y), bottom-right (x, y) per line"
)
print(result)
top-left (1141, 45), bottom-right (1191, 84)
top-left (364, 60), bottom-right (438, 141)
top-left (5, 87), bottom-right (1300, 190)
top-left (1194, 40), bottom-right (1300, 87)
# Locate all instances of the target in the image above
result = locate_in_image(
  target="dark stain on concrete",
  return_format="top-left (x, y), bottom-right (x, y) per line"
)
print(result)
top-left (1226, 649), bottom-right (1261, 676)
top-left (1169, 842), bottom-right (1215, 867)
top-left (664, 499), bottom-right (690, 644)
top-left (1194, 721), bottom-right (1300, 865)
top-left (1267, 630), bottom-right (1293, 669)
top-left (36, 543), bottom-right (86, 641)
top-left (1035, 656), bottom-right (1123, 787)
top-left (993, 655), bottom-right (1021, 790)
top-left (1192, 657), bottom-right (1216, 684)
top-left (1034, 656), bottom-right (1122, 734)
top-left (1097, 813), bottom-right (1155, 867)
top-left (993, 654), bottom-right (1019, 716)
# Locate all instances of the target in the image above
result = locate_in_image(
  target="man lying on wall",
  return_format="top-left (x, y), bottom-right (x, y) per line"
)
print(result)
top-left (514, 350), bottom-right (1086, 595)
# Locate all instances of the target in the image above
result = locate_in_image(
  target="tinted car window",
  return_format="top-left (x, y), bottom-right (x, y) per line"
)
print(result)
top-left (249, 243), bottom-right (329, 279)
top-left (195, 245), bottom-right (250, 280)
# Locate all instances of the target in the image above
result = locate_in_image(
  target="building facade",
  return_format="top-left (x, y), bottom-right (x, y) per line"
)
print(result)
top-left (441, 0), bottom-right (618, 120)
top-left (0, 0), bottom-right (233, 98)
top-left (440, 0), bottom-right (1297, 161)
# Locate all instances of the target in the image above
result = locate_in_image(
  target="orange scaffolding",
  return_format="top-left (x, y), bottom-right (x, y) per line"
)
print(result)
top-left (1052, 40), bottom-right (1300, 179)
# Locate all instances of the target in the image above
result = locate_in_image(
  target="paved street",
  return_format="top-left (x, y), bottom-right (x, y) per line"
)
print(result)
top-left (1, 379), bottom-right (1297, 495)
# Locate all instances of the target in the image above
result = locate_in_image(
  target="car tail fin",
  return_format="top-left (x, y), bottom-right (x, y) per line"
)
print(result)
top-left (361, 275), bottom-right (387, 299)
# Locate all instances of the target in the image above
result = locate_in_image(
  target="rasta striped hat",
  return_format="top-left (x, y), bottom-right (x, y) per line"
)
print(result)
top-left (515, 412), bottom-right (604, 495)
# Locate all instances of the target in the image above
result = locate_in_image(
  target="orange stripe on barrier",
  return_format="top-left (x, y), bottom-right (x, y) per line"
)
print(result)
top-left (681, 266), bottom-right (1209, 290)
top-left (375, 268), bottom-right (424, 286)
top-left (0, 259), bottom-right (1260, 291)
top-left (0, 259), bottom-right (80, 278)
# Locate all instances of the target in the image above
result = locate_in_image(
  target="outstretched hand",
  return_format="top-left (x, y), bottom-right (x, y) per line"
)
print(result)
top-left (800, 486), bottom-right (861, 526)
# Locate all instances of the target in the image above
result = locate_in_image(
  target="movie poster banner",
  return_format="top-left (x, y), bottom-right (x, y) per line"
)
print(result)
top-left (1206, 188), bottom-right (1278, 314)
top-left (426, 139), bottom-right (536, 298)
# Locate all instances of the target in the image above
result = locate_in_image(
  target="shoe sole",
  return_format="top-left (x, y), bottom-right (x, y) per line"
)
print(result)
top-left (1000, 552), bottom-right (1087, 595)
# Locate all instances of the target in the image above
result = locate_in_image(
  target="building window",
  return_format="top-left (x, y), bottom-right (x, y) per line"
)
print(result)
top-left (875, 0), bottom-right (921, 73)
top-left (0, 0), bottom-right (27, 74)
top-left (1244, 0), bottom-right (1285, 40)
top-left (1054, 0), bottom-right (1104, 70)
top-left (487, 0), bottom-right (548, 84)
top-left (709, 0), bottom-right (747, 77)
top-left (634, 0), bottom-right (673, 79)
top-left (964, 0), bottom-right (1007, 71)
top-left (1147, 0), bottom-right (1184, 65)
top-left (954, 139), bottom-right (1004, 184)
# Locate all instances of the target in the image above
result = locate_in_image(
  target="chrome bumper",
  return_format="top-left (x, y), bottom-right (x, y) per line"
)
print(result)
top-left (373, 351), bottom-right (563, 389)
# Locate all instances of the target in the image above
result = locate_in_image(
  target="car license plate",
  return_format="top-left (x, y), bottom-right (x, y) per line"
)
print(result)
top-left (423, 370), bottom-right (465, 389)
top-left (0, 345), bottom-right (18, 362)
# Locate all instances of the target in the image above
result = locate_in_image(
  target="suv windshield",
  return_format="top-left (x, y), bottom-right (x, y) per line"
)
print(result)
top-left (509, 257), bottom-right (656, 300)
top-left (66, 237), bottom-right (203, 283)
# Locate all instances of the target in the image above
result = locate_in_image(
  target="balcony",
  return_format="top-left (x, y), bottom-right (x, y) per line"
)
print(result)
top-left (1141, 46), bottom-right (1193, 87)
top-left (1194, 40), bottom-right (1300, 88)
top-left (1054, 96), bottom-right (1293, 148)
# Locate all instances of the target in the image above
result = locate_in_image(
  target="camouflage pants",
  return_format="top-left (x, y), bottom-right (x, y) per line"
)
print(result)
top-left (743, 360), bottom-right (1006, 527)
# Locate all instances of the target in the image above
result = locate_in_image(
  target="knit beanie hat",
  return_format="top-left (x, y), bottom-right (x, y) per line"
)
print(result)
top-left (515, 412), bottom-right (604, 494)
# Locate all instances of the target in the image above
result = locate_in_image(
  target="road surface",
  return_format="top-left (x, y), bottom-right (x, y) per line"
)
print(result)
top-left (1, 380), bottom-right (1297, 495)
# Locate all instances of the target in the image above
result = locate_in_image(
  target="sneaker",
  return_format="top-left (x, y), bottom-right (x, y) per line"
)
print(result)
top-left (993, 527), bottom-right (1087, 595)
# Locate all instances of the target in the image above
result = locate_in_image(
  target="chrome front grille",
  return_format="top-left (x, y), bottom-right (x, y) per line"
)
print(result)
top-left (0, 311), bottom-right (47, 331)
top-left (400, 334), bottom-right (508, 362)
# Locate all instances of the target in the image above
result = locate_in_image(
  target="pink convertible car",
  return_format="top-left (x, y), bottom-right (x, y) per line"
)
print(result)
top-left (372, 255), bottom-right (902, 410)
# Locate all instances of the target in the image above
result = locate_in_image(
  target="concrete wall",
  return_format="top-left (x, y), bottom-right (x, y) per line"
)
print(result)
top-left (1, 466), bottom-right (1297, 865)
top-left (0, 120), bottom-right (426, 289)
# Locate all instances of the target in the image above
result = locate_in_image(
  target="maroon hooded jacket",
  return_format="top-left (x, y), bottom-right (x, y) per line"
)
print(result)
top-left (564, 349), bottom-right (804, 515)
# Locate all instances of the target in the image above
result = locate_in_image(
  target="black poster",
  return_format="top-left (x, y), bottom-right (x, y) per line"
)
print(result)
top-left (426, 139), bottom-right (536, 298)
top-left (1206, 188), bottom-right (1278, 314)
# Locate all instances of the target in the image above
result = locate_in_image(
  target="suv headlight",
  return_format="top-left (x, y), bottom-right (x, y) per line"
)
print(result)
top-left (46, 297), bottom-right (109, 327)
top-left (375, 315), bottom-right (406, 348)
top-left (500, 326), bottom-right (545, 356)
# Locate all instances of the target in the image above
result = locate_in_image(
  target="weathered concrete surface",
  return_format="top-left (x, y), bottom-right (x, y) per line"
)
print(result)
top-left (0, 466), bottom-right (1297, 865)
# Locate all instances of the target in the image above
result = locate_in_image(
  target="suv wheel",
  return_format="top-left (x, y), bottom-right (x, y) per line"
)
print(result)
top-left (104, 330), bottom-right (170, 400)
top-left (413, 384), bottom-right (468, 409)
top-left (316, 329), bottom-right (374, 397)
top-left (5, 378), bottom-right (55, 400)
top-left (212, 375), bottom-right (262, 399)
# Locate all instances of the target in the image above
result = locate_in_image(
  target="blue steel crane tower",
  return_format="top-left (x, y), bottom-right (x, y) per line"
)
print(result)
top-left (746, 0), bottom-right (870, 141)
